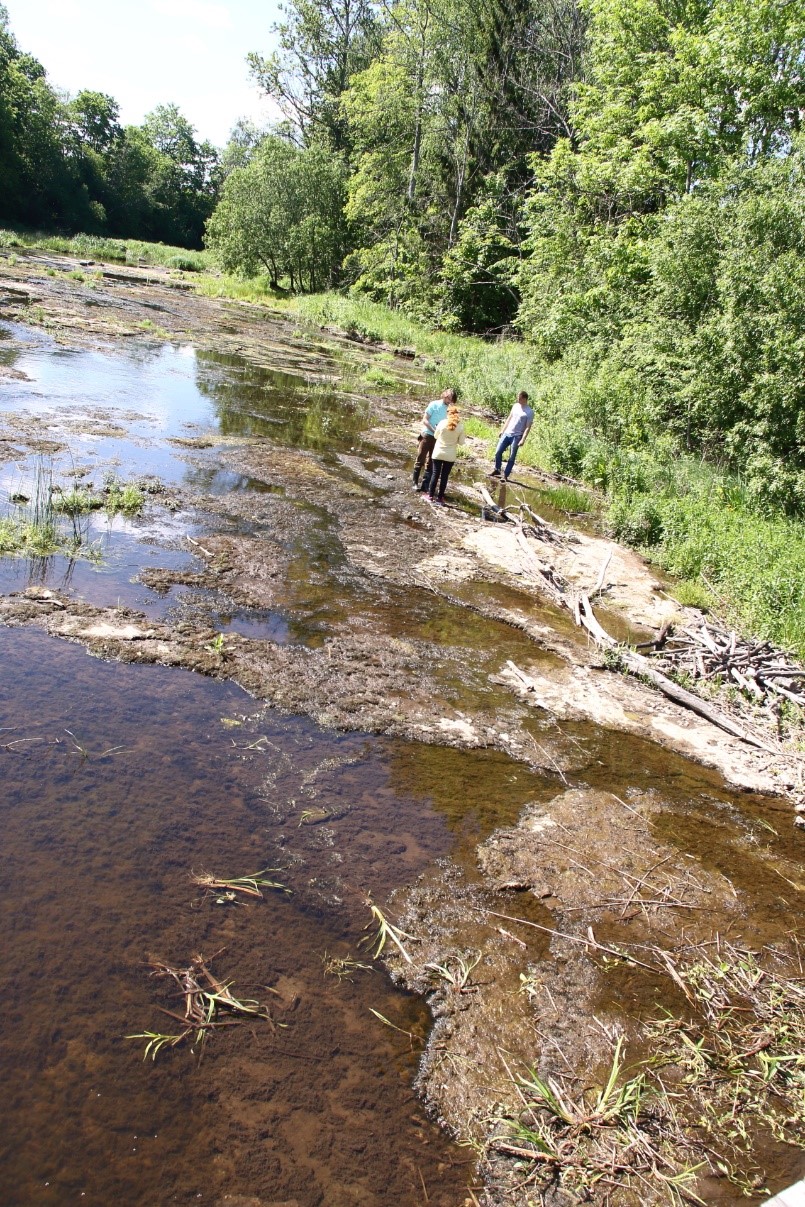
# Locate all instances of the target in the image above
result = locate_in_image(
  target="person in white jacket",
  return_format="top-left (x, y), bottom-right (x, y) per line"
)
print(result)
top-left (427, 404), bottom-right (465, 505)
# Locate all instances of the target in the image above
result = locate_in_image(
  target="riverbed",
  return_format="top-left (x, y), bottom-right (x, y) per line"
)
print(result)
top-left (1, 250), bottom-right (803, 1206)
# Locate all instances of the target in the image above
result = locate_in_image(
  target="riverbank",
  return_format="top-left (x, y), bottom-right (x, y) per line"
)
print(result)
top-left (6, 227), bottom-right (805, 663)
top-left (1, 243), bottom-right (803, 1204)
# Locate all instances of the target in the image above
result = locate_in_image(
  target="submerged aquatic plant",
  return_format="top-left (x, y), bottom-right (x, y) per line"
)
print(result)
top-left (128, 953), bottom-right (277, 1062)
top-left (321, 952), bottom-right (373, 982)
top-left (298, 806), bottom-right (332, 826)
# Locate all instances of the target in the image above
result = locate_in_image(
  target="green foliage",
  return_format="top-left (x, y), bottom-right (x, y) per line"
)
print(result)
top-left (247, 0), bottom-right (380, 149)
top-left (517, 0), bottom-right (805, 510)
top-left (439, 173), bottom-right (522, 333)
top-left (0, 8), bottom-right (221, 247)
top-left (205, 137), bottom-right (348, 292)
top-left (608, 494), bottom-right (664, 548)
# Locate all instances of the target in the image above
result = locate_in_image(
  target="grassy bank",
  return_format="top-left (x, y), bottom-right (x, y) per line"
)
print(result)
top-left (3, 227), bottom-right (804, 659)
top-left (0, 227), bottom-right (210, 272)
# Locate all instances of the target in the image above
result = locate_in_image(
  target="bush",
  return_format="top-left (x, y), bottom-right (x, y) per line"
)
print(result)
top-left (608, 494), bottom-right (664, 547)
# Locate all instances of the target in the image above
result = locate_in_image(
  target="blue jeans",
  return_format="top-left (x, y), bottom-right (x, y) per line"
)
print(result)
top-left (494, 433), bottom-right (521, 478)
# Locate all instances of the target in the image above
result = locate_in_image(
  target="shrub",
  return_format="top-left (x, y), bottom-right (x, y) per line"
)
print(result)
top-left (608, 495), bottom-right (664, 547)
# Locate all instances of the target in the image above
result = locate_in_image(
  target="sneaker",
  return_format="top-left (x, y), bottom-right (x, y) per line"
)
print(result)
top-left (411, 481), bottom-right (420, 491)
top-left (434, 498), bottom-right (446, 506)
top-left (488, 468), bottom-right (501, 478)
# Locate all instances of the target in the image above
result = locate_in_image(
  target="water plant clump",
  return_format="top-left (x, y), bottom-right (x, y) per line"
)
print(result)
top-left (493, 942), bottom-right (805, 1201)
top-left (52, 487), bottom-right (104, 517)
top-left (127, 953), bottom-right (277, 1061)
top-left (490, 1038), bottom-right (704, 1205)
top-left (0, 461), bottom-right (147, 562)
top-left (191, 867), bottom-right (291, 900)
top-left (103, 478), bottom-right (145, 516)
top-left (644, 942), bottom-right (805, 1189)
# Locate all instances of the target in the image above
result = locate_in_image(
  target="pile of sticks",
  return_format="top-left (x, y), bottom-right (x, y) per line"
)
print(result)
top-left (646, 623), bottom-right (805, 709)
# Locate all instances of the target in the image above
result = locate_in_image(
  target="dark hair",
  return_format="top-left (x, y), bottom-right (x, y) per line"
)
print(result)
top-left (518, 390), bottom-right (529, 401)
top-left (443, 387), bottom-right (458, 403)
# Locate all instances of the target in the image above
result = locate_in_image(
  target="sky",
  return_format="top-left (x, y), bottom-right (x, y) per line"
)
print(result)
top-left (6, 0), bottom-right (283, 147)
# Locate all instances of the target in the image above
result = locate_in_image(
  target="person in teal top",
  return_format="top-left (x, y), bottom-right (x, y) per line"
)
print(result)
top-left (412, 387), bottom-right (457, 492)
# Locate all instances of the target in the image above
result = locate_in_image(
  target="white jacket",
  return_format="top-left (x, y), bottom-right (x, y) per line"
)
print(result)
top-left (432, 418), bottom-right (466, 462)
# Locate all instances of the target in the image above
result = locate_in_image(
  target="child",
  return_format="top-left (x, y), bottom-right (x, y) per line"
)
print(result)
top-left (428, 404), bottom-right (465, 505)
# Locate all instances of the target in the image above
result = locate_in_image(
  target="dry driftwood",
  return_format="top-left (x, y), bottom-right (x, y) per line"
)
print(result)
top-left (574, 593), bottom-right (776, 752)
top-left (504, 524), bottom-right (775, 750)
top-left (648, 620), bottom-right (805, 711)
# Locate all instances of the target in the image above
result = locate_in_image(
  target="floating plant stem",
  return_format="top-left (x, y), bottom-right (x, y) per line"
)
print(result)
top-left (128, 953), bottom-right (276, 1061)
top-left (191, 868), bottom-right (291, 898)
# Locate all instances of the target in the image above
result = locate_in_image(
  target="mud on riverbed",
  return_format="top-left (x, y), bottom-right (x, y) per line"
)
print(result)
top-left (1, 248), bottom-right (804, 1205)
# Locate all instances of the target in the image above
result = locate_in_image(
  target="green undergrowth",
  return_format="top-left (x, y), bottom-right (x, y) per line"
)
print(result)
top-left (0, 227), bottom-right (210, 271)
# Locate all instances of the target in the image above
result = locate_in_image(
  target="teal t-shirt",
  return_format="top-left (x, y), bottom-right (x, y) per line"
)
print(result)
top-left (421, 399), bottom-right (447, 438)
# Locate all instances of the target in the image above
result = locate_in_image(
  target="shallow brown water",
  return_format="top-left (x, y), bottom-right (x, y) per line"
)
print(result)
top-left (3, 627), bottom-right (538, 1205)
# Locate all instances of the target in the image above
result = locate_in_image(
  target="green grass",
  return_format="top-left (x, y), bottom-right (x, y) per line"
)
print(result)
top-left (1, 462), bottom-right (145, 562)
top-left (534, 483), bottom-right (596, 514)
top-left (0, 226), bottom-right (211, 271)
top-left (277, 293), bottom-right (541, 414)
top-left (362, 365), bottom-right (400, 389)
top-left (194, 272), bottom-right (283, 303)
top-left (462, 417), bottom-right (498, 441)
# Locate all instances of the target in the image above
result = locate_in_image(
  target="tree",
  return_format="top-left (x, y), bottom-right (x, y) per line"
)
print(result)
top-left (205, 137), bottom-right (348, 291)
top-left (439, 173), bottom-right (522, 332)
top-left (140, 104), bottom-right (221, 246)
top-left (515, 0), bottom-right (805, 509)
top-left (247, 0), bottom-right (381, 148)
top-left (67, 91), bottom-right (122, 152)
top-left (221, 118), bottom-right (266, 176)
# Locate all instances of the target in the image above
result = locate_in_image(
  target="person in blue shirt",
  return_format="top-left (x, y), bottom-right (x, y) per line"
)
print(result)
top-left (489, 391), bottom-right (534, 481)
top-left (412, 387), bottom-right (457, 492)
